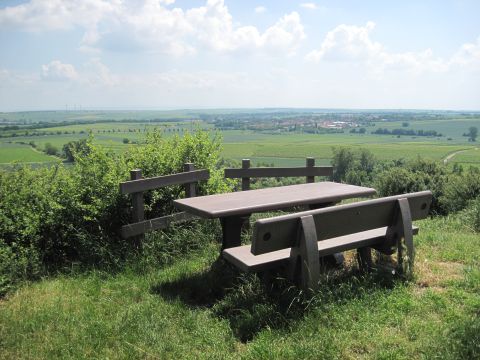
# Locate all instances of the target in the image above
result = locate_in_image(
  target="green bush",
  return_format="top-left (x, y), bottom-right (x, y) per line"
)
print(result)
top-left (440, 168), bottom-right (480, 213)
top-left (331, 147), bottom-right (376, 186)
top-left (44, 142), bottom-right (59, 156)
top-left (459, 197), bottom-right (480, 233)
top-left (375, 158), bottom-right (447, 214)
top-left (0, 129), bottom-right (230, 294)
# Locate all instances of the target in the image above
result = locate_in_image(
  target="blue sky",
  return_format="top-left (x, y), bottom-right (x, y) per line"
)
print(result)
top-left (0, 0), bottom-right (479, 111)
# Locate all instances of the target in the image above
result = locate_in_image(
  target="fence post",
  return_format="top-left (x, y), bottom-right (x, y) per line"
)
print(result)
top-left (130, 169), bottom-right (144, 249)
top-left (306, 157), bottom-right (315, 183)
top-left (184, 163), bottom-right (196, 197)
top-left (242, 159), bottom-right (250, 191)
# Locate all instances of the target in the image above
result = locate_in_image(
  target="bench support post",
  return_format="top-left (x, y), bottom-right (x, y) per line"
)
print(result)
top-left (395, 198), bottom-right (414, 276)
top-left (357, 247), bottom-right (373, 271)
top-left (288, 215), bottom-right (320, 291)
top-left (376, 198), bottom-right (414, 276)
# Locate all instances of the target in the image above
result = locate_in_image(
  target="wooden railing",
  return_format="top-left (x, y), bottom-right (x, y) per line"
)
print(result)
top-left (224, 157), bottom-right (333, 191)
top-left (119, 163), bottom-right (209, 247)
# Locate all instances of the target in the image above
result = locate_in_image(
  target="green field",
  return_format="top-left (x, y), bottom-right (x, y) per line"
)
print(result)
top-left (1, 111), bottom-right (479, 167)
top-left (221, 132), bottom-right (476, 164)
top-left (0, 143), bottom-right (57, 164)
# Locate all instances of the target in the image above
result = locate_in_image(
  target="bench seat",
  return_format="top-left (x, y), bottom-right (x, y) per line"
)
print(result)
top-left (223, 226), bottom-right (419, 273)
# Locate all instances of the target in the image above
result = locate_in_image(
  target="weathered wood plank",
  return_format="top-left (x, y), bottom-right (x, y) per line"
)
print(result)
top-left (174, 182), bottom-right (376, 218)
top-left (120, 169), bottom-right (210, 194)
top-left (121, 212), bottom-right (197, 238)
top-left (223, 226), bottom-right (419, 272)
top-left (251, 191), bottom-right (432, 255)
top-left (224, 166), bottom-right (333, 179)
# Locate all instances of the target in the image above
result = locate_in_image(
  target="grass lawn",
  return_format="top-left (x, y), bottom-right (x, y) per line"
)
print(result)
top-left (1, 213), bottom-right (479, 359)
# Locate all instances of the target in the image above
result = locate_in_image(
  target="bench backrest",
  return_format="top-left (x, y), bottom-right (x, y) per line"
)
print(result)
top-left (251, 191), bottom-right (432, 255)
top-left (119, 163), bottom-right (209, 241)
top-left (224, 157), bottom-right (333, 191)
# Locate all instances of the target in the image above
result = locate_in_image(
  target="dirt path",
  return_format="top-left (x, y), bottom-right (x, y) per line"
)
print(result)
top-left (443, 147), bottom-right (478, 165)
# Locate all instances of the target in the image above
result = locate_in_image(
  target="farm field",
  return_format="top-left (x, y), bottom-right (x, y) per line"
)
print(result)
top-left (221, 134), bottom-right (473, 162)
top-left (0, 111), bottom-right (479, 168)
top-left (0, 143), bottom-right (57, 164)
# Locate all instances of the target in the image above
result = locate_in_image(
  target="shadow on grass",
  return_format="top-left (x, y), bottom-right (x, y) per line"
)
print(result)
top-left (150, 257), bottom-right (241, 307)
top-left (151, 258), bottom-right (403, 342)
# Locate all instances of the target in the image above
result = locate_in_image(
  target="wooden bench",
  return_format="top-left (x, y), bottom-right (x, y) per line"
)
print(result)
top-left (224, 157), bottom-right (333, 191)
top-left (222, 191), bottom-right (432, 290)
top-left (119, 163), bottom-right (209, 248)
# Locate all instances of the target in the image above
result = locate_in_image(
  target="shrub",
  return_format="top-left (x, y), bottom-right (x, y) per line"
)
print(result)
top-left (44, 142), bottom-right (59, 156)
top-left (331, 147), bottom-right (376, 186)
top-left (0, 129), bottom-right (230, 294)
top-left (62, 138), bottom-right (90, 162)
top-left (460, 198), bottom-right (480, 232)
top-left (440, 168), bottom-right (480, 213)
top-left (375, 158), bottom-right (447, 214)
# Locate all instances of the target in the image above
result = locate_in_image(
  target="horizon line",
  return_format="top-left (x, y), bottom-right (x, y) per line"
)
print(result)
top-left (1, 107), bottom-right (480, 114)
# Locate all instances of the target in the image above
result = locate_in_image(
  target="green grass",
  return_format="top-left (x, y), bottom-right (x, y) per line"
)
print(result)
top-left (0, 143), bottom-right (57, 163)
top-left (1, 214), bottom-right (478, 359)
top-left (450, 147), bottom-right (480, 164)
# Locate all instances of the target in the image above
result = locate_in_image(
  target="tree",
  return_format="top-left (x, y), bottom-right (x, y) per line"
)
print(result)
top-left (62, 139), bottom-right (90, 162)
top-left (44, 143), bottom-right (59, 156)
top-left (468, 126), bottom-right (478, 142)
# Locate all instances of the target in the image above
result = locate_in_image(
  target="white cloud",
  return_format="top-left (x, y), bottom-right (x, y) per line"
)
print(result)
top-left (305, 22), bottom-right (450, 73)
top-left (0, 0), bottom-right (119, 32)
top-left (0, 69), bottom-right (9, 80)
top-left (82, 59), bottom-right (119, 86)
top-left (254, 6), bottom-right (266, 14)
top-left (186, 2), bottom-right (304, 54)
top-left (450, 36), bottom-right (480, 69)
top-left (300, 3), bottom-right (318, 10)
top-left (0, 0), bottom-right (305, 56)
top-left (42, 60), bottom-right (79, 81)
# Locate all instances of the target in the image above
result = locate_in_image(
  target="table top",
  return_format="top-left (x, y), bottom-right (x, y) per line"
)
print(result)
top-left (174, 182), bottom-right (376, 219)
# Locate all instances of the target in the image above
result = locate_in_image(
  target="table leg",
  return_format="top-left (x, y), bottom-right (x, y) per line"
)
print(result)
top-left (220, 216), bottom-right (244, 249)
top-left (308, 202), bottom-right (344, 266)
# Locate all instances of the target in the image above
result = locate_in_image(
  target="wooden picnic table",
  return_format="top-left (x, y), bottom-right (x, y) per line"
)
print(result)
top-left (174, 181), bottom-right (376, 250)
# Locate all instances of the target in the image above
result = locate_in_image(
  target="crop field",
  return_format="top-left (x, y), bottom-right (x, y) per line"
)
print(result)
top-left (221, 133), bottom-right (475, 164)
top-left (0, 110), bottom-right (201, 124)
top-left (371, 118), bottom-right (480, 141)
top-left (449, 147), bottom-right (480, 165)
top-left (0, 143), bottom-right (57, 164)
top-left (0, 111), bottom-right (479, 167)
